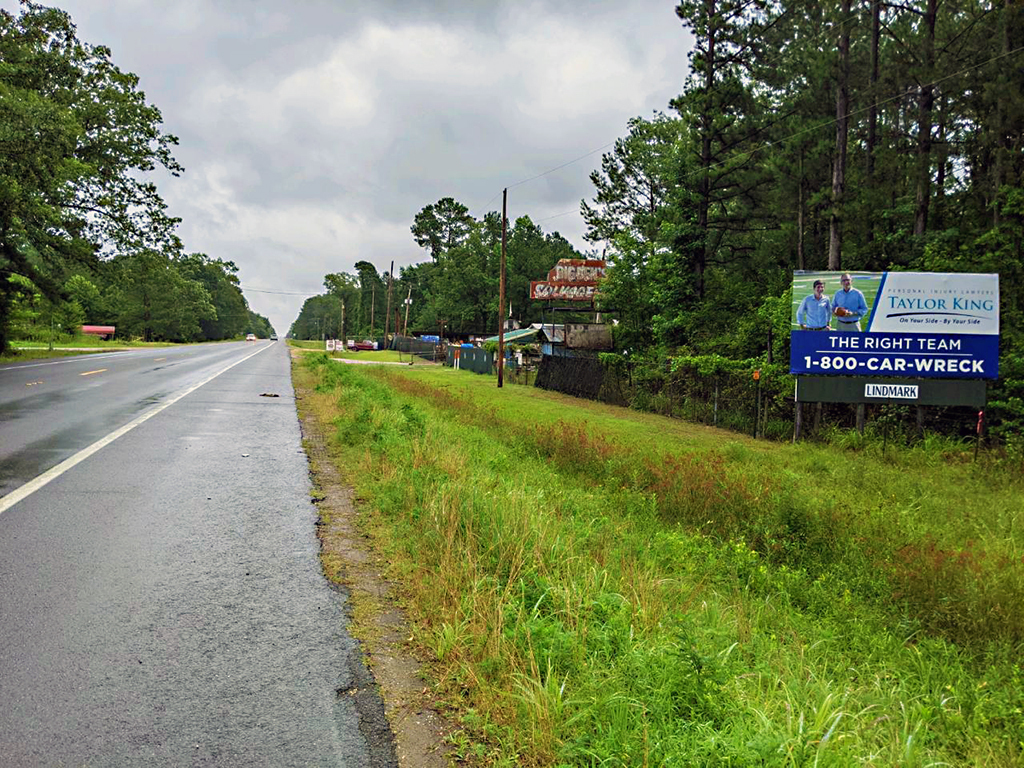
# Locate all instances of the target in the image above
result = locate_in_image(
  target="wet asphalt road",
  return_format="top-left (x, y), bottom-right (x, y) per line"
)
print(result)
top-left (0, 342), bottom-right (396, 766)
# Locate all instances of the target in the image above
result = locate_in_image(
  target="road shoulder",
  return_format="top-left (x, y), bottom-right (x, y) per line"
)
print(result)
top-left (293, 352), bottom-right (454, 768)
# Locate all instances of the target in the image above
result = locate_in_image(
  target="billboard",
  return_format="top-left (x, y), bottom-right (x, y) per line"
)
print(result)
top-left (790, 271), bottom-right (999, 379)
top-left (530, 259), bottom-right (606, 302)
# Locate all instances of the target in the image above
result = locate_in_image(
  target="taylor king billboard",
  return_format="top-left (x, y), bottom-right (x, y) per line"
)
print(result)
top-left (790, 271), bottom-right (999, 379)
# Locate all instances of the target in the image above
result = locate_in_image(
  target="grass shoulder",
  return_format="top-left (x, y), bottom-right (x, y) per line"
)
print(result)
top-left (287, 339), bottom-right (434, 364)
top-left (297, 353), bottom-right (1023, 766)
top-left (2, 336), bottom-right (256, 362)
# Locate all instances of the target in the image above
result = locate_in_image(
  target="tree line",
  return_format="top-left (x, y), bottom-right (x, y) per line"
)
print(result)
top-left (1, 4), bottom-right (272, 350)
top-left (585, 0), bottom-right (1021, 362)
top-left (585, 0), bottom-right (1022, 440)
top-left (289, 198), bottom-right (587, 341)
top-left (295, 0), bottom-right (1022, 440)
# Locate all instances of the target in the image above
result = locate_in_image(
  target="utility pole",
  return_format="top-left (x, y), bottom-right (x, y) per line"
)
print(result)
top-left (383, 260), bottom-right (394, 348)
top-left (402, 286), bottom-right (412, 337)
top-left (498, 187), bottom-right (507, 388)
top-left (341, 301), bottom-right (346, 351)
top-left (370, 284), bottom-right (376, 338)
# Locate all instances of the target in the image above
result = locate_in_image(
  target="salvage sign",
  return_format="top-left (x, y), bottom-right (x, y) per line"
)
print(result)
top-left (790, 271), bottom-right (1000, 380)
top-left (530, 259), bottom-right (606, 302)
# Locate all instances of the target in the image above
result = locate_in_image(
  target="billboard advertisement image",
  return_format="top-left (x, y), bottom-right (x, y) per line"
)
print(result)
top-left (790, 271), bottom-right (999, 379)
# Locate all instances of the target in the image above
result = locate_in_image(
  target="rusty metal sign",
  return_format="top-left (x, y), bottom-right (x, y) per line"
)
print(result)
top-left (565, 323), bottom-right (612, 350)
top-left (530, 259), bottom-right (606, 302)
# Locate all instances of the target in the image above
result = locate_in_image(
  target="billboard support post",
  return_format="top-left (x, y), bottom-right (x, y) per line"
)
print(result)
top-left (713, 383), bottom-right (719, 427)
top-left (753, 369), bottom-right (762, 439)
top-left (498, 187), bottom-right (507, 389)
top-left (882, 409), bottom-right (889, 456)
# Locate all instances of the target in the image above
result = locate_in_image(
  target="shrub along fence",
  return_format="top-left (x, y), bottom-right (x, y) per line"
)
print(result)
top-left (537, 353), bottom-right (783, 438)
top-left (537, 352), bottom-right (1014, 446)
top-left (390, 335), bottom-right (439, 360)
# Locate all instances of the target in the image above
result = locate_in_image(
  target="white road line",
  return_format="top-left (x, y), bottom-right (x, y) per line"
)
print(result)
top-left (0, 352), bottom-right (144, 370)
top-left (0, 343), bottom-right (272, 516)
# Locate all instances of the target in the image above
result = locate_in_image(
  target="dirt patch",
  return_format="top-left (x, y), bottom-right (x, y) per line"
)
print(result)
top-left (292, 352), bottom-right (454, 767)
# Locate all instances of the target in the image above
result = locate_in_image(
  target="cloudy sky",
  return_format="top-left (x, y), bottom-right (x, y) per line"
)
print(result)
top-left (6, 1), bottom-right (694, 334)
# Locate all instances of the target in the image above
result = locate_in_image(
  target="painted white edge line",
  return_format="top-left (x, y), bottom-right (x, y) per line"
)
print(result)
top-left (0, 351), bottom-right (147, 370)
top-left (0, 342), bottom-right (272, 516)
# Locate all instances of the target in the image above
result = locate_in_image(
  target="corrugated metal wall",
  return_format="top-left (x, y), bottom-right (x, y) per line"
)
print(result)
top-left (445, 347), bottom-right (494, 374)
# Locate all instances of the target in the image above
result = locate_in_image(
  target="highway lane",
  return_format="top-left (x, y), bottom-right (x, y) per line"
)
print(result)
top-left (0, 342), bottom-right (269, 499)
top-left (0, 342), bottom-right (397, 766)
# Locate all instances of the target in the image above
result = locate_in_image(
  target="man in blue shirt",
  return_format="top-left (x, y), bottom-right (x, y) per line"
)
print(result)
top-left (832, 272), bottom-right (868, 331)
top-left (797, 280), bottom-right (832, 330)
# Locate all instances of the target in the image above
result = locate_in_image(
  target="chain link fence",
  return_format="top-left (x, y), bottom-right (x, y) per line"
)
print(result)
top-left (534, 354), bottom-right (1006, 445)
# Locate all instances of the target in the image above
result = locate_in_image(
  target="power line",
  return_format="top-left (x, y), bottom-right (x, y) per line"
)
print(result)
top-left (678, 43), bottom-right (1024, 187)
top-left (527, 43), bottom-right (1024, 231)
top-left (536, 209), bottom-right (577, 223)
top-left (507, 142), bottom-right (617, 190)
top-left (477, 190), bottom-right (504, 215)
top-left (476, 0), bottom-right (890, 217)
top-left (240, 286), bottom-right (321, 296)
top-left (473, 143), bottom-right (616, 216)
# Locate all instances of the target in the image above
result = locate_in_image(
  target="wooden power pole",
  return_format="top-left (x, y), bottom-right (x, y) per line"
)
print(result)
top-left (498, 188), bottom-right (507, 388)
top-left (383, 260), bottom-right (394, 348)
top-left (402, 286), bottom-right (412, 337)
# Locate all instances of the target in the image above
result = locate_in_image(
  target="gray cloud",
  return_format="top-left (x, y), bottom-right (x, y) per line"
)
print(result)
top-left (4, 0), bottom-right (692, 334)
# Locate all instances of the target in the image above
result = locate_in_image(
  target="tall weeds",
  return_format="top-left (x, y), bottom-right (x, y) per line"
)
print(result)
top-left (299, 355), bottom-right (1024, 765)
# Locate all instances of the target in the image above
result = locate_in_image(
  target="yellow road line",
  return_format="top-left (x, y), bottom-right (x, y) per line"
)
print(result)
top-left (79, 369), bottom-right (107, 377)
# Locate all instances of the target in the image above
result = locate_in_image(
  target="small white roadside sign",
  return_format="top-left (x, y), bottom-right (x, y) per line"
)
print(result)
top-left (865, 383), bottom-right (919, 400)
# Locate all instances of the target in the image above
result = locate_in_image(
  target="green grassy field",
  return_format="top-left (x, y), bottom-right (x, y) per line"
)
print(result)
top-left (287, 339), bottom-right (325, 350)
top-left (1, 336), bottom-right (179, 361)
top-left (332, 349), bottom-right (434, 364)
top-left (297, 353), bottom-right (1023, 766)
top-left (791, 271), bottom-right (882, 329)
top-left (288, 339), bottom-right (434, 364)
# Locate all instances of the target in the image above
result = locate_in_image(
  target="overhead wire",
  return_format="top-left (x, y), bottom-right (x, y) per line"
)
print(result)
top-left (677, 43), bottom-right (1024, 187)
top-left (509, 42), bottom-right (1024, 228)
top-left (476, 0), bottom-right (891, 220)
top-left (239, 286), bottom-right (322, 296)
top-left (506, 142), bottom-right (617, 191)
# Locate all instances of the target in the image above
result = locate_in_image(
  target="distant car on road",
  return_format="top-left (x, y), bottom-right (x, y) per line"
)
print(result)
top-left (270, 333), bottom-right (278, 341)
top-left (246, 333), bottom-right (256, 341)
